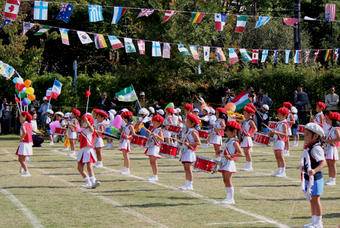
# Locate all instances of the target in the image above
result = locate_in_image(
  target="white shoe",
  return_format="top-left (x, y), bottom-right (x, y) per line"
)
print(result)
top-left (325, 179), bottom-right (336, 186)
top-left (214, 198), bottom-right (235, 205)
top-left (94, 162), bottom-right (103, 168)
top-left (91, 181), bottom-right (101, 189)
top-left (81, 183), bottom-right (93, 188)
top-left (201, 144), bottom-right (209, 149)
top-left (240, 167), bottom-right (253, 171)
top-left (276, 172), bottom-right (287, 178)
top-left (313, 222), bottom-right (323, 228)
top-left (21, 172), bottom-right (31, 177)
top-left (104, 143), bottom-right (113, 148)
top-left (62, 147), bottom-right (70, 151)
top-left (19, 167), bottom-right (24, 173)
top-left (119, 168), bottom-right (130, 175)
top-left (147, 175), bottom-right (158, 182)
top-left (68, 151), bottom-right (75, 157)
top-left (272, 172), bottom-right (280, 177)
top-left (284, 150), bottom-right (290, 157)
top-left (303, 221), bottom-right (315, 228)
top-left (178, 185), bottom-right (193, 191)
top-left (49, 142), bottom-right (54, 146)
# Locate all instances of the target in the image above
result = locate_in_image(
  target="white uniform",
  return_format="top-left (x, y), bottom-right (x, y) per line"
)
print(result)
top-left (163, 115), bottom-right (173, 138)
top-left (273, 120), bottom-right (288, 151)
top-left (209, 118), bottom-right (224, 145)
top-left (287, 113), bottom-right (293, 136)
top-left (145, 128), bottom-right (163, 158)
top-left (77, 128), bottom-right (97, 163)
top-left (240, 119), bottom-right (254, 148)
top-left (67, 118), bottom-right (78, 139)
top-left (324, 127), bottom-right (339, 161)
top-left (219, 137), bottom-right (239, 173)
top-left (118, 123), bottom-right (133, 152)
top-left (94, 122), bottom-right (105, 149)
top-left (180, 128), bottom-right (198, 163)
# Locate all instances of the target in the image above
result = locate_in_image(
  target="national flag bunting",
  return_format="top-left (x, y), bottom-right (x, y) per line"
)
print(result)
top-left (45, 88), bottom-right (52, 100)
top-left (285, 50), bottom-right (291, 64)
top-left (22, 22), bottom-right (34, 36)
top-left (228, 48), bottom-right (238, 64)
top-left (334, 49), bottom-right (339, 62)
top-left (325, 49), bottom-right (332, 62)
top-left (252, 49), bottom-right (259, 63)
top-left (215, 13), bottom-right (227, 31)
top-left (77, 31), bottom-right (93, 44)
top-left (314, 49), bottom-right (320, 62)
top-left (0, 19), bottom-right (11, 28)
top-left (191, 12), bottom-right (205, 24)
top-left (34, 1), bottom-right (48, 20)
top-left (162, 10), bottom-right (179, 24)
top-left (34, 25), bottom-right (50, 35)
top-left (255, 16), bottom-right (271, 28)
top-left (235, 15), bottom-right (248, 32)
top-left (115, 85), bottom-right (138, 102)
top-left (261, 50), bottom-right (268, 63)
top-left (112, 7), bottom-right (127, 24)
top-left (203, 46), bottom-right (210, 62)
top-left (178, 44), bottom-right (190, 55)
top-left (94, 34), bottom-right (107, 49)
top-left (88, 5), bottom-right (103, 22)
top-left (162, 43), bottom-right (171, 59)
top-left (137, 40), bottom-right (145, 55)
top-left (231, 91), bottom-right (251, 111)
top-left (4, 0), bottom-right (20, 21)
top-left (50, 79), bottom-right (63, 99)
top-left (59, 28), bottom-right (70, 45)
top-left (305, 50), bottom-right (311, 63)
top-left (239, 49), bottom-right (251, 62)
top-left (283, 18), bottom-right (299, 26)
top-left (108, 36), bottom-right (124, 50)
top-left (273, 50), bottom-right (279, 63)
top-left (56, 3), bottom-right (73, 23)
top-left (216, 48), bottom-right (226, 62)
top-left (294, 50), bottom-right (302, 64)
top-left (325, 3), bottom-right (336, 22)
top-left (124, 38), bottom-right (136, 53)
top-left (189, 45), bottom-right (200, 60)
top-left (137, 9), bottom-right (154, 18)
top-left (152, 41), bottom-right (162, 57)
top-left (0, 61), bottom-right (15, 80)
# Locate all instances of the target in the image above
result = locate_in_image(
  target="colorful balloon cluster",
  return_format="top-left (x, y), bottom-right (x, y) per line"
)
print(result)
top-left (13, 77), bottom-right (36, 106)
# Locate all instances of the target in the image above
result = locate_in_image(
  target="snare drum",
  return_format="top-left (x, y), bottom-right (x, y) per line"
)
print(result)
top-left (168, 125), bottom-right (181, 134)
top-left (55, 127), bottom-right (66, 135)
top-left (198, 130), bottom-right (210, 139)
top-left (268, 121), bottom-right (278, 129)
top-left (131, 135), bottom-right (148, 147)
top-left (159, 143), bottom-right (178, 158)
top-left (254, 133), bottom-right (270, 146)
top-left (194, 156), bottom-right (217, 173)
top-left (298, 125), bottom-right (305, 135)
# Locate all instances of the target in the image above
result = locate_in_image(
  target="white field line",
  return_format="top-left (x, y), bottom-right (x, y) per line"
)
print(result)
top-left (206, 221), bottom-right (267, 226)
top-left (51, 148), bottom-right (289, 228)
top-left (1, 149), bottom-right (167, 228)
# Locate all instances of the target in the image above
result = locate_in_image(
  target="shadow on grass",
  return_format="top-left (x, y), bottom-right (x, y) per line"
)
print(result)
top-left (241, 184), bottom-right (299, 188)
top-left (147, 196), bottom-right (195, 200)
top-left (3, 185), bottom-right (73, 189)
top-left (97, 189), bottom-right (165, 194)
top-left (0, 135), bottom-right (20, 141)
top-left (44, 172), bottom-right (79, 176)
top-left (292, 213), bottom-right (340, 219)
top-left (249, 197), bottom-right (340, 202)
top-left (121, 202), bottom-right (201, 208)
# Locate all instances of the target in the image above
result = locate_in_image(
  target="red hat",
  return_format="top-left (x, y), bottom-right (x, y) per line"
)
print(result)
top-left (216, 107), bottom-right (226, 114)
top-left (82, 114), bottom-right (94, 125)
top-left (243, 106), bottom-right (255, 114)
top-left (96, 109), bottom-right (108, 118)
top-left (226, 121), bottom-right (241, 131)
top-left (186, 113), bottom-right (200, 125)
top-left (72, 109), bottom-right (81, 117)
top-left (21, 111), bottom-right (32, 122)
top-left (316, 102), bottom-right (326, 110)
top-left (152, 114), bottom-right (164, 123)
top-left (93, 109), bottom-right (100, 114)
top-left (166, 107), bottom-right (175, 114)
top-left (328, 112), bottom-right (340, 121)
top-left (184, 104), bottom-right (193, 111)
top-left (246, 103), bottom-right (256, 110)
top-left (121, 110), bottom-right (133, 118)
top-left (283, 102), bottom-right (293, 108)
top-left (277, 107), bottom-right (290, 116)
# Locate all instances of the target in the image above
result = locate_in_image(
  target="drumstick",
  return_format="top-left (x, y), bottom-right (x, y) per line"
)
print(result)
top-left (262, 123), bottom-right (274, 132)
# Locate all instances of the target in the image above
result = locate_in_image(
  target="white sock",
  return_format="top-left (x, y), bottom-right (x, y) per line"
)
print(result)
top-left (227, 187), bottom-right (234, 200)
top-left (185, 180), bottom-right (189, 186)
top-left (153, 175), bottom-right (158, 178)
top-left (188, 181), bottom-right (193, 186)
top-left (97, 161), bottom-right (102, 165)
top-left (247, 162), bottom-right (252, 168)
top-left (278, 168), bottom-right (282, 174)
top-left (225, 188), bottom-right (229, 198)
top-left (282, 167), bottom-right (286, 173)
top-left (312, 215), bottom-right (316, 223)
top-left (315, 216), bottom-right (322, 224)
top-left (89, 176), bottom-right (96, 185)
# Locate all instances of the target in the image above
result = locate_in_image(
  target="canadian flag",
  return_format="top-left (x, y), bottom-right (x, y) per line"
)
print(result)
top-left (4, 0), bottom-right (20, 21)
top-left (252, 49), bottom-right (259, 63)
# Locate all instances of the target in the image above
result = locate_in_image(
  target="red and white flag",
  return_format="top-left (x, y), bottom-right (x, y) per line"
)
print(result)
top-left (313, 49), bottom-right (320, 62)
top-left (325, 3), bottom-right (336, 22)
top-left (162, 10), bottom-right (178, 24)
top-left (215, 13), bottom-right (227, 31)
top-left (4, 0), bottom-right (20, 21)
top-left (304, 50), bottom-right (311, 63)
top-left (137, 40), bottom-right (145, 55)
top-left (252, 49), bottom-right (259, 63)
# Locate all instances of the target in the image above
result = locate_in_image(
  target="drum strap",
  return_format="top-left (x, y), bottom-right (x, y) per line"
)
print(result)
top-left (81, 129), bottom-right (94, 147)
top-left (299, 145), bottom-right (314, 201)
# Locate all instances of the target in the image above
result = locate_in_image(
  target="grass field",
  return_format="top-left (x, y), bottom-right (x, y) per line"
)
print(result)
top-left (0, 135), bottom-right (339, 228)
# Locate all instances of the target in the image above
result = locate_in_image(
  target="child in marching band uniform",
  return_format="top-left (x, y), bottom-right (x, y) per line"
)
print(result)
top-left (300, 123), bottom-right (326, 228)
top-left (209, 107), bottom-right (226, 161)
top-left (313, 102), bottom-right (326, 128)
top-left (17, 112), bottom-right (33, 177)
top-left (118, 110), bottom-right (134, 175)
top-left (215, 121), bottom-right (243, 205)
top-left (270, 107), bottom-right (289, 177)
top-left (323, 112), bottom-right (340, 186)
top-left (62, 112), bottom-right (72, 151)
top-left (143, 114), bottom-right (165, 182)
top-left (240, 105), bottom-right (257, 171)
top-left (77, 114), bottom-right (100, 188)
top-left (93, 109), bottom-right (108, 168)
top-left (163, 107), bottom-right (174, 144)
top-left (283, 102), bottom-right (294, 156)
top-left (67, 109), bottom-right (81, 157)
top-left (104, 109), bottom-right (116, 148)
top-left (179, 113), bottom-right (201, 191)
top-left (291, 107), bottom-right (300, 147)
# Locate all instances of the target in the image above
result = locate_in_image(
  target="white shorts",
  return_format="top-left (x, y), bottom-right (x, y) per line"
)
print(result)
top-left (16, 142), bottom-right (33, 156)
top-left (218, 158), bottom-right (236, 173)
top-left (325, 145), bottom-right (339, 161)
top-left (145, 145), bottom-right (161, 158)
top-left (273, 140), bottom-right (285, 151)
top-left (118, 139), bottom-right (130, 152)
top-left (288, 128), bottom-right (292, 136)
top-left (164, 130), bottom-right (171, 139)
top-left (77, 147), bottom-right (97, 163)
top-left (68, 131), bottom-right (77, 140)
top-left (180, 149), bottom-right (196, 163)
top-left (209, 134), bottom-right (222, 145)
top-left (94, 137), bottom-right (105, 149)
top-left (240, 136), bottom-right (253, 148)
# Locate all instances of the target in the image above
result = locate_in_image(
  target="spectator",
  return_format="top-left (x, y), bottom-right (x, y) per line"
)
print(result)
top-left (134, 91), bottom-right (149, 113)
top-left (294, 84), bottom-right (310, 125)
top-left (1, 103), bottom-right (12, 134)
top-left (221, 88), bottom-right (234, 106)
top-left (98, 92), bottom-right (111, 111)
top-left (38, 97), bottom-right (52, 125)
top-left (255, 88), bottom-right (273, 109)
top-left (325, 86), bottom-right (339, 111)
top-left (247, 86), bottom-right (257, 103)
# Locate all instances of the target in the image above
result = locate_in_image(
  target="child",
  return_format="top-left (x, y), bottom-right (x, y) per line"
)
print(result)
top-left (93, 109), bottom-right (108, 168)
top-left (216, 121), bottom-right (243, 205)
top-left (184, 104), bottom-right (193, 115)
top-left (104, 109), bottom-right (116, 148)
top-left (323, 112), bottom-right (340, 186)
top-left (209, 107), bottom-right (226, 161)
top-left (77, 114), bottom-right (100, 188)
top-left (283, 102), bottom-right (294, 156)
top-left (62, 112), bottom-right (71, 151)
top-left (179, 113), bottom-right (201, 190)
top-left (300, 123), bottom-right (326, 228)
top-left (313, 102), bottom-right (326, 128)
top-left (163, 107), bottom-right (174, 144)
top-left (118, 110), bottom-right (134, 175)
top-left (31, 111), bottom-right (44, 147)
top-left (270, 107), bottom-right (289, 177)
top-left (46, 109), bottom-right (54, 145)
top-left (54, 111), bottom-right (65, 143)
top-left (240, 106), bottom-right (257, 171)
top-left (67, 109), bottom-right (81, 157)
top-left (17, 112), bottom-right (33, 177)
top-left (260, 104), bottom-right (270, 133)
top-left (291, 107), bottom-right (299, 147)
top-left (143, 114), bottom-right (164, 182)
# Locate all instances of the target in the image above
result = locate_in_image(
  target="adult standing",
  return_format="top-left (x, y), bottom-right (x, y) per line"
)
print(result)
top-left (98, 92), bottom-right (111, 111)
top-left (255, 88), bottom-right (273, 130)
top-left (38, 97), bottom-right (52, 127)
top-left (325, 86), bottom-right (339, 111)
top-left (134, 92), bottom-right (149, 113)
top-left (1, 103), bottom-right (12, 134)
top-left (221, 88), bottom-right (234, 106)
top-left (294, 84), bottom-right (310, 125)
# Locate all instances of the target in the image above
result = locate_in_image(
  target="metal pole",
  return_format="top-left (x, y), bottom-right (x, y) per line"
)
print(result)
top-left (294, 0), bottom-right (301, 50)
top-left (254, 0), bottom-right (257, 16)
top-left (73, 59), bottom-right (78, 108)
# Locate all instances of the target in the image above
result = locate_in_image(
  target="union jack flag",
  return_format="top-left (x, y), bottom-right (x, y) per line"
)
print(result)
top-left (137, 9), bottom-right (154, 18)
top-left (325, 3), bottom-right (336, 22)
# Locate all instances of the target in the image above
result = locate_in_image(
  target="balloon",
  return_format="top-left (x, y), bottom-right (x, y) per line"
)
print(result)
top-left (13, 77), bottom-right (19, 84)
top-left (22, 98), bottom-right (29, 106)
top-left (28, 100), bottom-right (31, 105)
top-left (17, 77), bottom-right (24, 84)
top-left (24, 80), bottom-right (32, 88)
top-left (28, 94), bottom-right (36, 101)
top-left (49, 121), bottom-right (61, 134)
top-left (15, 88), bottom-right (19, 94)
top-left (15, 83), bottom-right (25, 92)
top-left (21, 87), bottom-right (27, 94)
top-left (165, 102), bottom-right (175, 109)
top-left (14, 97), bottom-right (19, 103)
top-left (26, 87), bottom-right (34, 95)
top-left (224, 102), bottom-right (236, 112)
top-left (20, 92), bottom-right (27, 99)
top-left (113, 115), bottom-right (122, 129)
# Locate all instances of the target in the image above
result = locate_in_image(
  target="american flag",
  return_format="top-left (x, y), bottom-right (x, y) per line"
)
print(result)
top-left (137, 9), bottom-right (154, 18)
top-left (325, 3), bottom-right (336, 22)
